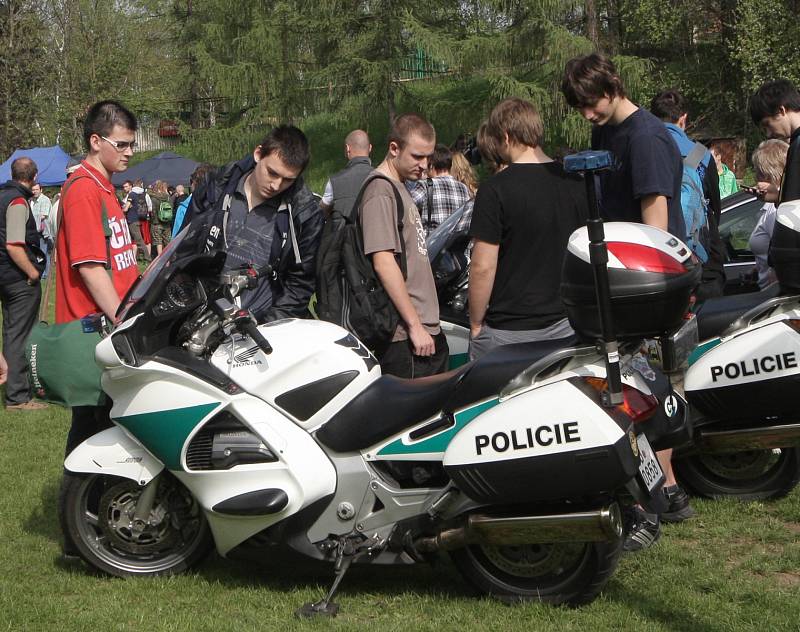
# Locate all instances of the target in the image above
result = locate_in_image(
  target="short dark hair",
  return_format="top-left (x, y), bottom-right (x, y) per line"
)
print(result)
top-left (650, 89), bottom-right (688, 123)
top-left (11, 157), bottom-right (37, 183)
top-left (749, 79), bottom-right (800, 124)
top-left (561, 53), bottom-right (626, 109)
top-left (430, 144), bottom-right (453, 171)
top-left (257, 125), bottom-right (310, 171)
top-left (487, 97), bottom-right (544, 149)
top-left (83, 100), bottom-right (138, 150)
top-left (388, 113), bottom-right (435, 149)
top-left (123, 179), bottom-right (133, 186)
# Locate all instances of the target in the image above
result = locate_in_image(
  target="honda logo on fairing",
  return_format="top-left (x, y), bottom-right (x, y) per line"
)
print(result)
top-left (475, 422), bottom-right (581, 455)
top-left (233, 346), bottom-right (263, 366)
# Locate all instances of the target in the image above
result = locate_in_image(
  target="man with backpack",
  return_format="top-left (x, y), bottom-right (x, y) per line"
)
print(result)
top-left (183, 125), bottom-right (323, 323)
top-left (357, 113), bottom-right (448, 378)
top-left (651, 89), bottom-right (725, 300)
top-left (121, 180), bottom-right (150, 263)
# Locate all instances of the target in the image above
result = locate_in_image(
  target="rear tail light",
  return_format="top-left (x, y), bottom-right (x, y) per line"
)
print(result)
top-left (582, 377), bottom-right (658, 423)
top-left (784, 319), bottom-right (800, 333)
top-left (607, 242), bottom-right (687, 274)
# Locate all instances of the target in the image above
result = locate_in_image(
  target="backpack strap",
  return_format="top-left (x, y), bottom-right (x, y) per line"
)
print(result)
top-left (426, 178), bottom-right (434, 230)
top-left (684, 142), bottom-right (707, 170)
top-left (352, 174), bottom-right (408, 279)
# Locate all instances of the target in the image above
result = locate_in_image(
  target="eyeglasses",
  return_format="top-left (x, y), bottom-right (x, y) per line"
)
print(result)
top-left (101, 136), bottom-right (137, 151)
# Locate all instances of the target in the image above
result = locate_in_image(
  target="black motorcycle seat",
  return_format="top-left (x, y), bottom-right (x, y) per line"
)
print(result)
top-left (316, 366), bottom-right (471, 453)
top-left (316, 335), bottom-right (580, 454)
top-left (694, 284), bottom-right (780, 341)
top-left (444, 335), bottom-right (580, 412)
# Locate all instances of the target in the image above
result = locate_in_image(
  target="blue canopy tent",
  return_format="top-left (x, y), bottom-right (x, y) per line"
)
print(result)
top-left (0, 145), bottom-right (73, 186)
top-left (111, 152), bottom-right (199, 188)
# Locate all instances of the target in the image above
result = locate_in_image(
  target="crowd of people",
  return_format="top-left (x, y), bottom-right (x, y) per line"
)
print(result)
top-left (1, 52), bottom-right (799, 560)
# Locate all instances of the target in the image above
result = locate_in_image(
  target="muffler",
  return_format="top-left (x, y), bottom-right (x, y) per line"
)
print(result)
top-left (414, 503), bottom-right (622, 553)
top-left (697, 423), bottom-right (800, 454)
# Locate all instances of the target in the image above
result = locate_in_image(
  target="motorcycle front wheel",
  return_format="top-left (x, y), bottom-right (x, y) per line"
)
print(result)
top-left (674, 447), bottom-right (800, 501)
top-left (61, 472), bottom-right (213, 577)
top-left (450, 537), bottom-right (622, 607)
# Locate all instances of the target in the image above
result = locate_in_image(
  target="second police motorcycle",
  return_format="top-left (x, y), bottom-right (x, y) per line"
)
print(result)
top-left (431, 180), bottom-right (800, 502)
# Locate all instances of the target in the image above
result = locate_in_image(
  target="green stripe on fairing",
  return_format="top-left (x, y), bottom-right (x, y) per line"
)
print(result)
top-left (377, 398), bottom-right (499, 456)
top-left (114, 403), bottom-right (220, 470)
top-left (448, 353), bottom-right (469, 369)
top-left (688, 338), bottom-right (721, 366)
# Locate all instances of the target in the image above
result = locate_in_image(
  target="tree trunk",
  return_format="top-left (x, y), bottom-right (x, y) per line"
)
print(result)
top-left (585, 0), bottom-right (599, 48)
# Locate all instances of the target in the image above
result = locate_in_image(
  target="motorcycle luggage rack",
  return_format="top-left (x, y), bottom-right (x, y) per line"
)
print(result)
top-left (500, 343), bottom-right (598, 400)
top-left (724, 294), bottom-right (800, 337)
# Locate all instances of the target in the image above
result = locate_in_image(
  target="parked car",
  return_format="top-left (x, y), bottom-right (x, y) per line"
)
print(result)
top-left (719, 191), bottom-right (763, 295)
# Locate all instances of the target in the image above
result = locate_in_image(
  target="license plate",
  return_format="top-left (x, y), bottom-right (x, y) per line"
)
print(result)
top-left (637, 434), bottom-right (664, 491)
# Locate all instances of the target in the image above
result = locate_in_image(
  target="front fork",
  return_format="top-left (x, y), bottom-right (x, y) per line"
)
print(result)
top-left (130, 473), bottom-right (162, 535)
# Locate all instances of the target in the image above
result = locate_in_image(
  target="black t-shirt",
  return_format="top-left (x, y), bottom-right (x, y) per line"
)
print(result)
top-left (779, 126), bottom-right (800, 205)
top-left (469, 162), bottom-right (589, 330)
top-left (591, 107), bottom-right (686, 239)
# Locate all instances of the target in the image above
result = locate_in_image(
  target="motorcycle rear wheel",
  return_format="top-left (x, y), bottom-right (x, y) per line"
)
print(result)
top-left (450, 537), bottom-right (622, 607)
top-left (61, 472), bottom-right (213, 577)
top-left (674, 448), bottom-right (800, 501)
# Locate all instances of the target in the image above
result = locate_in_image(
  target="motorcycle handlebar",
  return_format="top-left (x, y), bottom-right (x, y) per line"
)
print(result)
top-left (240, 318), bottom-right (273, 355)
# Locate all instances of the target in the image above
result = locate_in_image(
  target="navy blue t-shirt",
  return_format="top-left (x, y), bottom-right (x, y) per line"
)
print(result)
top-left (591, 107), bottom-right (686, 239)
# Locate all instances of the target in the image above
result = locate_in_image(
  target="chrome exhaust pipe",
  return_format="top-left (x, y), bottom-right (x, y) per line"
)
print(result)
top-left (697, 423), bottom-right (800, 454)
top-left (415, 503), bottom-right (622, 553)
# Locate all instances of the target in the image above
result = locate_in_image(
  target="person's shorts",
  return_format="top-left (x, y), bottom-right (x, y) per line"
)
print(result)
top-left (150, 222), bottom-right (171, 247)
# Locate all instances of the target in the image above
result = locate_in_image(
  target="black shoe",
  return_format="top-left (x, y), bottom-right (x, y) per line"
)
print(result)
top-left (660, 484), bottom-right (696, 523)
top-left (623, 508), bottom-right (661, 553)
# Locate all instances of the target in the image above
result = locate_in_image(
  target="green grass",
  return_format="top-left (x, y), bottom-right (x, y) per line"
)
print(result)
top-left (2, 286), bottom-right (799, 630)
top-left (0, 401), bottom-right (798, 631)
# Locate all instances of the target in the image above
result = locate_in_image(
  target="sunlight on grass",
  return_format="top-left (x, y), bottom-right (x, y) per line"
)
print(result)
top-left (0, 402), bottom-right (798, 630)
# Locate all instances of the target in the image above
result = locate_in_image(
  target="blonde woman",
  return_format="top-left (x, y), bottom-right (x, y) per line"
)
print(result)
top-left (749, 139), bottom-right (790, 288)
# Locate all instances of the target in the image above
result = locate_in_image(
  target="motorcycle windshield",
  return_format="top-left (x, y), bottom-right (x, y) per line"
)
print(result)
top-left (116, 223), bottom-right (205, 321)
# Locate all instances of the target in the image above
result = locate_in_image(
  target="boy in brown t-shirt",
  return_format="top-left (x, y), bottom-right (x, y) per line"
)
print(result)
top-left (358, 113), bottom-right (448, 378)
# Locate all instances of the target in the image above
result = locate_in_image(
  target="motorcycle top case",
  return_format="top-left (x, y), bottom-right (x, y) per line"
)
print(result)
top-left (768, 200), bottom-right (800, 295)
top-left (441, 379), bottom-right (639, 504)
top-left (561, 223), bottom-right (701, 340)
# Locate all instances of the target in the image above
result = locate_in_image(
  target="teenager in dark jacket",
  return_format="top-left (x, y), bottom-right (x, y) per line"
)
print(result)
top-left (182, 125), bottom-right (323, 322)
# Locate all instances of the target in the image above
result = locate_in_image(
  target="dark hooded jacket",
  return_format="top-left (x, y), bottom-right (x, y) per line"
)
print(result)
top-left (183, 155), bottom-right (324, 322)
top-left (779, 127), bottom-right (800, 205)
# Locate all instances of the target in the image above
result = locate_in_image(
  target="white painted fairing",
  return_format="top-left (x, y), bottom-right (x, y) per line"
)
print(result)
top-left (444, 380), bottom-right (625, 467)
top-left (209, 319), bottom-right (379, 429)
top-left (685, 317), bottom-right (800, 391)
top-left (567, 222), bottom-right (691, 269)
top-left (775, 200), bottom-right (800, 230)
top-left (64, 426), bottom-right (164, 484)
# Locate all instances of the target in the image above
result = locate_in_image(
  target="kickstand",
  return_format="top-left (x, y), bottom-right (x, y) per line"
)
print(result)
top-left (295, 548), bottom-right (354, 618)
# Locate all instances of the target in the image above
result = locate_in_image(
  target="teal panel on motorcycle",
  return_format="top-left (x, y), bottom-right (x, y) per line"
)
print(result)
top-left (114, 403), bottom-right (220, 470)
top-left (687, 338), bottom-right (721, 366)
top-left (377, 398), bottom-right (498, 456)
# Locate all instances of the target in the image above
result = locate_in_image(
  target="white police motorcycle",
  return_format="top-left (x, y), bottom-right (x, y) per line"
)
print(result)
top-left (61, 153), bottom-right (685, 615)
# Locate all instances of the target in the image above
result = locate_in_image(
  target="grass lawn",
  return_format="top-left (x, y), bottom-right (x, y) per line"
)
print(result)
top-left (0, 402), bottom-right (798, 631)
top-left (2, 279), bottom-right (799, 630)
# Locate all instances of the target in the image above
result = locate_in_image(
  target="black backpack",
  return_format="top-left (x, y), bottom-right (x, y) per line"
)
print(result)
top-left (315, 174), bottom-right (407, 353)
